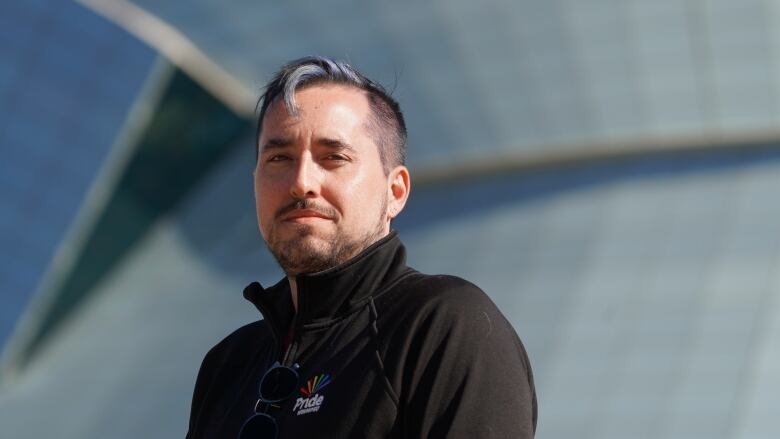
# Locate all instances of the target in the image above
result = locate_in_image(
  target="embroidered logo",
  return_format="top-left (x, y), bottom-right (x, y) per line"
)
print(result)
top-left (293, 373), bottom-right (331, 416)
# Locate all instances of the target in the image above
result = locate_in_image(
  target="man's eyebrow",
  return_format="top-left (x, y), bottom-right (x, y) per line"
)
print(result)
top-left (261, 138), bottom-right (292, 151)
top-left (318, 137), bottom-right (357, 153)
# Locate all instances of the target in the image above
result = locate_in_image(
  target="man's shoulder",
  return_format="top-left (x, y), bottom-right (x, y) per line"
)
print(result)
top-left (390, 271), bottom-right (493, 306)
top-left (379, 271), bottom-right (502, 323)
top-left (377, 271), bottom-right (531, 388)
top-left (202, 320), bottom-right (272, 364)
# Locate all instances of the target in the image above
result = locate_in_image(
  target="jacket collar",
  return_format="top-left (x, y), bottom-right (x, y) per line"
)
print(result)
top-left (243, 231), bottom-right (409, 332)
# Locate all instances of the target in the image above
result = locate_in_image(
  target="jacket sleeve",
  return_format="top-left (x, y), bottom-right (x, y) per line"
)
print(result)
top-left (400, 279), bottom-right (537, 438)
top-left (186, 337), bottom-right (232, 439)
top-left (186, 345), bottom-right (218, 438)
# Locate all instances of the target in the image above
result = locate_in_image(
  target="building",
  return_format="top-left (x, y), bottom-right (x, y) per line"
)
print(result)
top-left (1, 1), bottom-right (779, 437)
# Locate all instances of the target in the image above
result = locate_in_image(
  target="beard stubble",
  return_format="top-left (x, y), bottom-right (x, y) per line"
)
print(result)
top-left (266, 196), bottom-right (388, 275)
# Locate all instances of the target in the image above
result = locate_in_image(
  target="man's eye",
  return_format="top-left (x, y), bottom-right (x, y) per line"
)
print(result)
top-left (267, 155), bottom-right (289, 162)
top-left (326, 154), bottom-right (348, 161)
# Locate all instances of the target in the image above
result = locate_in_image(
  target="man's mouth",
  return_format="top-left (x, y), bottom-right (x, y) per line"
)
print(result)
top-left (282, 209), bottom-right (332, 223)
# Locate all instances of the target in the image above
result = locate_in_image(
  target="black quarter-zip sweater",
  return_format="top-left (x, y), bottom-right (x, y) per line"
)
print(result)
top-left (187, 232), bottom-right (537, 438)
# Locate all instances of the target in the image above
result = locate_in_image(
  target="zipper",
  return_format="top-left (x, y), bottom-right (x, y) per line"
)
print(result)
top-left (281, 316), bottom-right (300, 367)
top-left (281, 338), bottom-right (298, 367)
top-left (282, 276), bottom-right (302, 367)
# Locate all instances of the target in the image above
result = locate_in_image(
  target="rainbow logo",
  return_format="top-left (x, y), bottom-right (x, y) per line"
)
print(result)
top-left (300, 373), bottom-right (331, 396)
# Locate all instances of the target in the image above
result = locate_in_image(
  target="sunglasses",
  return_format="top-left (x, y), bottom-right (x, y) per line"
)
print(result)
top-left (238, 362), bottom-right (300, 439)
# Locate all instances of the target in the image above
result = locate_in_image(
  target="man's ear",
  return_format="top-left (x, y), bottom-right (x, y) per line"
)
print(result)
top-left (387, 165), bottom-right (411, 219)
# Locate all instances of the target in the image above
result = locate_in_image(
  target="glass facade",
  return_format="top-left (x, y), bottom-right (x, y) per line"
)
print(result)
top-left (3, 1), bottom-right (780, 438)
top-left (130, 0), bottom-right (780, 165)
top-left (3, 140), bottom-right (780, 438)
top-left (0, 1), bottom-right (154, 348)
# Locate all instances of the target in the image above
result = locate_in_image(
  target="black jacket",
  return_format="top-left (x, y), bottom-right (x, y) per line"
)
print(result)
top-left (187, 232), bottom-right (537, 438)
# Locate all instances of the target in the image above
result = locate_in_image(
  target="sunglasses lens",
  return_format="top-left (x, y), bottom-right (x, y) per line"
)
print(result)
top-left (239, 413), bottom-right (277, 439)
top-left (259, 366), bottom-right (298, 402)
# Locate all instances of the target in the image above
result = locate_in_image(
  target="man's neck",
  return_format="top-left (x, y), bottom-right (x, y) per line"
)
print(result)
top-left (285, 228), bottom-right (394, 314)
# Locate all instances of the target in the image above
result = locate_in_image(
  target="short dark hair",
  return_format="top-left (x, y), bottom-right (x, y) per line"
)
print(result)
top-left (255, 56), bottom-right (407, 173)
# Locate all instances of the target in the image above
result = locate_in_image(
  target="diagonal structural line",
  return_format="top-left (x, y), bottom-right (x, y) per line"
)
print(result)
top-left (76, 0), bottom-right (255, 117)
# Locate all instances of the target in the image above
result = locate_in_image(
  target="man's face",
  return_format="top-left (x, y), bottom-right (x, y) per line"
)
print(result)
top-left (255, 84), bottom-right (405, 275)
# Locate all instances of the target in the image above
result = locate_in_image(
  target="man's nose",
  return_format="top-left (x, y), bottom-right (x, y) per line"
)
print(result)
top-left (289, 155), bottom-right (320, 199)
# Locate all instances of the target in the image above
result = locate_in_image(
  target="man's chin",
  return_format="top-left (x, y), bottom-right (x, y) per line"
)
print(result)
top-left (276, 221), bottom-right (333, 239)
top-left (277, 250), bottom-right (336, 276)
top-left (282, 228), bottom-right (330, 246)
top-left (266, 224), bottom-right (384, 275)
top-left (267, 235), bottom-right (334, 274)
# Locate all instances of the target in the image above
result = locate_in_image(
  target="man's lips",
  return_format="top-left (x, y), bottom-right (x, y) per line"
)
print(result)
top-left (281, 209), bottom-right (332, 222)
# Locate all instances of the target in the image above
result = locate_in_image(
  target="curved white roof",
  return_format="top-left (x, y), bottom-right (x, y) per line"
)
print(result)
top-left (110, 0), bottom-right (780, 170)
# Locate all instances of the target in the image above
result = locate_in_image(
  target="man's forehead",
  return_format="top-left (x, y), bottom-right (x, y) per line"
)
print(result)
top-left (260, 86), bottom-right (372, 141)
top-left (265, 84), bottom-right (369, 120)
top-left (260, 106), bottom-right (304, 134)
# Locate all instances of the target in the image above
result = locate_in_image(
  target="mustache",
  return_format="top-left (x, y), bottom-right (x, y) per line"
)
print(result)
top-left (275, 199), bottom-right (337, 220)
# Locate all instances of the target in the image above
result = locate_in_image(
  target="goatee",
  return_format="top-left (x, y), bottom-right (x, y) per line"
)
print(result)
top-left (266, 198), bottom-right (388, 275)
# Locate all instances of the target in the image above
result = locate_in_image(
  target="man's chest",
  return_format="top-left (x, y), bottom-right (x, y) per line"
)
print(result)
top-left (229, 315), bottom-right (400, 438)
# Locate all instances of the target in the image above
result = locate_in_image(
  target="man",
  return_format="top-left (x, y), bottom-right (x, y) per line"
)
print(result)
top-left (187, 56), bottom-right (537, 438)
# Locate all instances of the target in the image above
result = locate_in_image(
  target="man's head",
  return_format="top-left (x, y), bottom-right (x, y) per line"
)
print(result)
top-left (254, 56), bottom-right (411, 276)
top-left (256, 56), bottom-right (407, 173)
